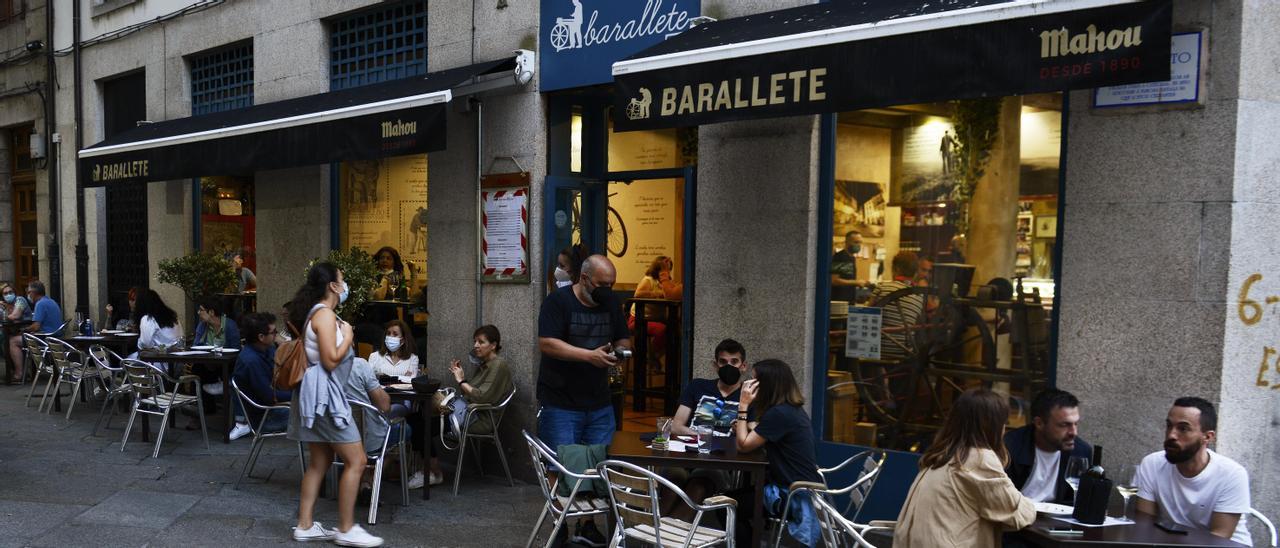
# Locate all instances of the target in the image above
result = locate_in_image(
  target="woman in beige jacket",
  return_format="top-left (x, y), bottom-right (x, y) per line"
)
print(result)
top-left (894, 389), bottom-right (1037, 547)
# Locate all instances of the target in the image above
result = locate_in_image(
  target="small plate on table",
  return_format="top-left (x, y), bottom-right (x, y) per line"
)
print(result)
top-left (115, 333), bottom-right (138, 337)
top-left (190, 345), bottom-right (215, 351)
top-left (388, 383), bottom-right (414, 391)
top-left (1034, 502), bottom-right (1074, 516)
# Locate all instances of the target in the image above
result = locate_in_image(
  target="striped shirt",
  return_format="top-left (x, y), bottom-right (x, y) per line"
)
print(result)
top-left (869, 280), bottom-right (924, 360)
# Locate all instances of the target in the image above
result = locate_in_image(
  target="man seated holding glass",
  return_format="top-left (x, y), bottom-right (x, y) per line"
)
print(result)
top-left (1003, 388), bottom-right (1093, 504)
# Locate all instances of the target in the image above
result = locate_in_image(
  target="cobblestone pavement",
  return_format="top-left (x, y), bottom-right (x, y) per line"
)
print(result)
top-left (0, 384), bottom-right (549, 547)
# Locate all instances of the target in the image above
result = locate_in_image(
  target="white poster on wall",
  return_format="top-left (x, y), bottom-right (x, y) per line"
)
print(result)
top-left (845, 306), bottom-right (883, 360)
top-left (1094, 32), bottom-right (1204, 108)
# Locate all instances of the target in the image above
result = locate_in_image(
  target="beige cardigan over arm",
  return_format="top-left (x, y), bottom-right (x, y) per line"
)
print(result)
top-left (893, 448), bottom-right (1037, 547)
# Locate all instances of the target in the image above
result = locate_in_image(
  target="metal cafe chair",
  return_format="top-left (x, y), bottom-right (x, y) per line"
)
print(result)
top-left (37, 337), bottom-right (80, 414)
top-left (596, 459), bottom-right (738, 548)
top-left (87, 345), bottom-right (134, 436)
top-left (120, 359), bottom-right (209, 458)
top-left (1252, 508), bottom-right (1278, 548)
top-left (231, 378), bottom-right (304, 489)
top-left (521, 430), bottom-right (610, 548)
top-left (810, 493), bottom-right (893, 548)
top-left (772, 449), bottom-right (887, 548)
top-left (329, 399), bottom-right (409, 525)
top-left (21, 333), bottom-right (49, 407)
top-left (47, 339), bottom-right (104, 421)
top-left (446, 387), bottom-right (517, 495)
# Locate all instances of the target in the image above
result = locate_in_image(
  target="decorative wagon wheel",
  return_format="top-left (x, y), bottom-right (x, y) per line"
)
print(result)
top-left (549, 22), bottom-right (571, 51)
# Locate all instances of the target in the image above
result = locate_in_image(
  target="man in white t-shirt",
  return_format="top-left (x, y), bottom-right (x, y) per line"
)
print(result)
top-left (1135, 397), bottom-right (1252, 546)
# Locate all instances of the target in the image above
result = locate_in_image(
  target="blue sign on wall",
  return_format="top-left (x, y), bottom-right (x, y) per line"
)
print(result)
top-left (540, 0), bottom-right (699, 92)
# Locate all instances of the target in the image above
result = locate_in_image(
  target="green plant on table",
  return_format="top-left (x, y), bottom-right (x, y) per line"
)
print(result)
top-left (157, 252), bottom-right (237, 302)
top-left (305, 247), bottom-right (378, 321)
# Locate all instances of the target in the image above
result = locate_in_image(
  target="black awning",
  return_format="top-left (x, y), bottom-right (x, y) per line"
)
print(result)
top-left (611, 0), bottom-right (1171, 131)
top-left (79, 57), bottom-right (517, 186)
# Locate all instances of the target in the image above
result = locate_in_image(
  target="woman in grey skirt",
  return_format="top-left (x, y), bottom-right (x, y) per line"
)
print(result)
top-left (286, 263), bottom-right (383, 547)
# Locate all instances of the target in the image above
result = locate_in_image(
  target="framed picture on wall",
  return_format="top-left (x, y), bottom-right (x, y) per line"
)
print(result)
top-left (1035, 216), bottom-right (1058, 238)
top-left (834, 180), bottom-right (887, 240)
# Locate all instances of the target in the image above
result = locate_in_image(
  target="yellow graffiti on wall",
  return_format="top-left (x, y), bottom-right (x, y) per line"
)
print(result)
top-left (1239, 273), bottom-right (1264, 325)
top-left (1238, 274), bottom-right (1280, 389)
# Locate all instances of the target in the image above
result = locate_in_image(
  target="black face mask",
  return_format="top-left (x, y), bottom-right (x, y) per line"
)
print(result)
top-left (589, 285), bottom-right (612, 307)
top-left (718, 365), bottom-right (741, 385)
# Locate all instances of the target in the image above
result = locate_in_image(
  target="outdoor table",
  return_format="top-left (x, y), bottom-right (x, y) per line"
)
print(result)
top-left (1017, 512), bottom-right (1247, 547)
top-left (625, 298), bottom-right (681, 415)
top-left (66, 332), bottom-right (138, 356)
top-left (607, 430), bottom-right (767, 547)
top-left (1, 319), bottom-right (33, 383)
top-left (136, 349), bottom-right (240, 443)
top-left (383, 377), bottom-right (441, 501)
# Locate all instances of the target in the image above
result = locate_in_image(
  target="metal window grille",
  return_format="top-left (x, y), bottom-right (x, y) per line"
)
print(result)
top-left (190, 42), bottom-right (254, 116)
top-left (329, 1), bottom-right (428, 90)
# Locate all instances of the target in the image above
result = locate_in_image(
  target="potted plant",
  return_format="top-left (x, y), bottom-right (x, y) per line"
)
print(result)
top-left (305, 247), bottom-right (378, 321)
top-left (157, 251), bottom-right (238, 302)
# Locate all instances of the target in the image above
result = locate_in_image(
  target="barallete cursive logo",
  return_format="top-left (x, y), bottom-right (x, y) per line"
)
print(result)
top-left (548, 0), bottom-right (692, 53)
top-left (1040, 23), bottom-right (1144, 59)
top-left (91, 160), bottom-right (149, 183)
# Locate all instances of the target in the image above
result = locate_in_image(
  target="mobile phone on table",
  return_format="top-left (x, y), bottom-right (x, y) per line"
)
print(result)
top-left (1154, 519), bottom-right (1189, 535)
top-left (1043, 526), bottom-right (1083, 536)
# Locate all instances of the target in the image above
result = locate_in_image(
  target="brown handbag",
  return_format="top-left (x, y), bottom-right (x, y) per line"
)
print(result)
top-left (272, 320), bottom-right (309, 390)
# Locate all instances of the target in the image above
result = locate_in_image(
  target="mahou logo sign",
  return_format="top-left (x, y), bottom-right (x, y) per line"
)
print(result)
top-left (540, 0), bottom-right (698, 91)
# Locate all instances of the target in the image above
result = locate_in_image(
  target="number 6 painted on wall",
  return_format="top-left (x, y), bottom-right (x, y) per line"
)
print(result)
top-left (1239, 273), bottom-right (1263, 326)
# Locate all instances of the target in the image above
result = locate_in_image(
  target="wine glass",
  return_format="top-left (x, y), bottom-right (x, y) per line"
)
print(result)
top-left (1065, 456), bottom-right (1090, 504)
top-left (1114, 463), bottom-right (1139, 520)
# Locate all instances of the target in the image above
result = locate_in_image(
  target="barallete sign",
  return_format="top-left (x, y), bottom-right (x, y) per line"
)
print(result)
top-left (540, 0), bottom-right (699, 91)
top-left (613, 1), bottom-right (1171, 131)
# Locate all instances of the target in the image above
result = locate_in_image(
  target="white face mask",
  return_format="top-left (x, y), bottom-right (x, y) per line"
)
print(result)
top-left (384, 336), bottom-right (402, 352)
top-left (554, 266), bottom-right (571, 282)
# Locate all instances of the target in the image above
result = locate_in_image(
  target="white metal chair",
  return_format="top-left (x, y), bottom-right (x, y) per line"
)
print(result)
top-left (810, 493), bottom-right (893, 548)
top-left (772, 449), bottom-right (887, 548)
top-left (1252, 508), bottom-right (1278, 548)
top-left (331, 399), bottom-right (409, 525)
top-left (597, 459), bottom-right (738, 548)
top-left (231, 378), bottom-right (303, 489)
top-left (21, 334), bottom-right (50, 407)
top-left (120, 359), bottom-right (209, 458)
top-left (87, 345), bottom-right (133, 435)
top-left (522, 430), bottom-right (611, 548)
top-left (447, 387), bottom-right (517, 495)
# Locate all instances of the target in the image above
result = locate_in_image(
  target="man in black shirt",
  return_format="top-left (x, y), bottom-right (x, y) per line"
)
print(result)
top-left (536, 254), bottom-right (631, 546)
top-left (831, 231), bottom-right (868, 303)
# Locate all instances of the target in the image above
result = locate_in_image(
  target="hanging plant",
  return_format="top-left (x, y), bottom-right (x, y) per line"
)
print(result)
top-left (949, 97), bottom-right (1004, 234)
top-left (157, 252), bottom-right (238, 302)
top-left (304, 247), bottom-right (379, 321)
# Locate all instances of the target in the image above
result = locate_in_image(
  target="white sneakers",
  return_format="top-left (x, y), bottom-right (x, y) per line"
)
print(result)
top-left (334, 524), bottom-right (384, 547)
top-left (292, 522), bottom-right (335, 542)
top-left (229, 423), bottom-right (252, 441)
top-left (202, 381), bottom-right (224, 396)
top-left (293, 523), bottom-right (383, 547)
top-left (429, 471), bottom-right (444, 486)
top-left (406, 471), bottom-right (425, 490)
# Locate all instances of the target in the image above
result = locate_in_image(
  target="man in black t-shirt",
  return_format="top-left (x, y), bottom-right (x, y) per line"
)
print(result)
top-left (672, 338), bottom-right (749, 437)
top-left (537, 254), bottom-right (632, 448)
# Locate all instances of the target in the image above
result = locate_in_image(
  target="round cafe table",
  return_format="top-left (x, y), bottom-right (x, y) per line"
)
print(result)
top-left (383, 377), bottom-right (441, 501)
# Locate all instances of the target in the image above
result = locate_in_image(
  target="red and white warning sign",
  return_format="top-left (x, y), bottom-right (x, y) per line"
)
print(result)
top-left (481, 187), bottom-right (529, 281)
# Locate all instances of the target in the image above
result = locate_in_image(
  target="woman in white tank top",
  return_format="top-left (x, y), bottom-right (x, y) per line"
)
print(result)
top-left (285, 263), bottom-right (383, 547)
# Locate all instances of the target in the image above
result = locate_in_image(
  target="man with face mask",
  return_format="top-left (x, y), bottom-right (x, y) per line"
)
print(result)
top-left (1135, 397), bottom-right (1252, 545)
top-left (536, 254), bottom-right (631, 547)
top-left (831, 231), bottom-right (869, 303)
top-left (672, 339), bottom-right (749, 437)
top-left (1003, 389), bottom-right (1093, 504)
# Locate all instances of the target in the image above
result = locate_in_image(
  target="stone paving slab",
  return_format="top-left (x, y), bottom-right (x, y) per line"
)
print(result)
top-left (0, 384), bottom-right (551, 546)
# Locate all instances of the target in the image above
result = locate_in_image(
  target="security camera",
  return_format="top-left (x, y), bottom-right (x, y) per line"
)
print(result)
top-left (25, 40), bottom-right (43, 52)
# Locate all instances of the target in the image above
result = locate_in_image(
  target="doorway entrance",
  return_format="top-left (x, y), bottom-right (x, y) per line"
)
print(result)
top-left (8, 125), bottom-right (37, 288)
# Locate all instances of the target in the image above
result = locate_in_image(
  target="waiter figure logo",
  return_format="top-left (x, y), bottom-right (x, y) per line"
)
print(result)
top-left (626, 88), bottom-right (653, 120)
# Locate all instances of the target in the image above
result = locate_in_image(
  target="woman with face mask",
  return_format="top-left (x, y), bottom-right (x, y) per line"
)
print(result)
top-left (547, 243), bottom-right (586, 294)
top-left (443, 325), bottom-right (513, 441)
top-left (368, 320), bottom-right (418, 382)
top-left (2, 283), bottom-right (34, 384)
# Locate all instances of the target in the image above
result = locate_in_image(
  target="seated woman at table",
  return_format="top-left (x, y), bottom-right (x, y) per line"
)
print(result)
top-left (442, 325), bottom-right (513, 441)
top-left (893, 388), bottom-right (1036, 548)
top-left (629, 256), bottom-right (683, 365)
top-left (131, 289), bottom-right (183, 357)
top-left (368, 320), bottom-right (418, 382)
top-left (2, 282), bottom-right (34, 383)
top-left (732, 359), bottom-right (822, 547)
top-left (372, 246), bottom-right (406, 300)
top-left (194, 298), bottom-right (242, 350)
top-left (104, 287), bottom-right (140, 332)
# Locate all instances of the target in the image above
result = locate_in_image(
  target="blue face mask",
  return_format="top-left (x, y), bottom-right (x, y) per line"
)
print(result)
top-left (338, 281), bottom-right (350, 304)
top-left (3, 294), bottom-right (14, 304)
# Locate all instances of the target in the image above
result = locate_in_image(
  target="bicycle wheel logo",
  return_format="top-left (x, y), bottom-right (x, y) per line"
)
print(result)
top-left (626, 88), bottom-right (653, 120)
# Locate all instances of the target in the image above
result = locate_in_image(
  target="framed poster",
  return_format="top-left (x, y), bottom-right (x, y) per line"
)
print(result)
top-left (481, 172), bottom-right (532, 284)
